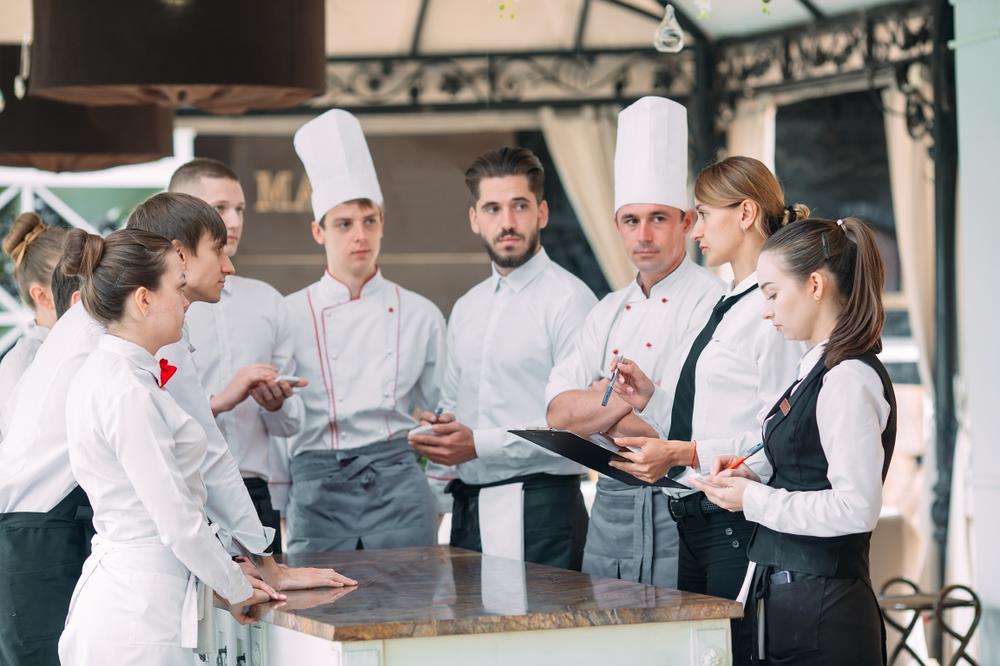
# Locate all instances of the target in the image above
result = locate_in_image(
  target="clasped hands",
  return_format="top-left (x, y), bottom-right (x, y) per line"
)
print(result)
top-left (408, 410), bottom-right (477, 466)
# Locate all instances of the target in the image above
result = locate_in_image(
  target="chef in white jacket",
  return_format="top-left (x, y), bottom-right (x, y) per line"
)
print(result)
top-left (57, 227), bottom-right (267, 665)
top-left (545, 97), bottom-right (724, 587)
top-left (283, 109), bottom-right (446, 552)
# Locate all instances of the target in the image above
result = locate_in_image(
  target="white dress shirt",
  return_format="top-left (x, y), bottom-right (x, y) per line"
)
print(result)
top-left (0, 303), bottom-right (274, 555)
top-left (0, 320), bottom-right (48, 406)
top-left (283, 270), bottom-right (446, 457)
top-left (637, 272), bottom-right (805, 481)
top-left (185, 275), bottom-right (304, 482)
top-left (742, 342), bottom-right (891, 537)
top-left (66, 334), bottom-right (250, 604)
top-left (440, 249), bottom-right (596, 485)
top-left (546, 257), bottom-right (725, 411)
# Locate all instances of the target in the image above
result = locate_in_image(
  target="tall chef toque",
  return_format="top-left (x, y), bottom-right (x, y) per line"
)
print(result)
top-left (613, 96), bottom-right (689, 214)
top-left (293, 109), bottom-right (384, 222)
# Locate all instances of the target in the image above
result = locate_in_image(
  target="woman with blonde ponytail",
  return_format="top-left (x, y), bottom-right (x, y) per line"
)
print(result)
top-left (607, 156), bottom-right (807, 665)
top-left (692, 216), bottom-right (896, 664)
top-left (0, 213), bottom-right (67, 399)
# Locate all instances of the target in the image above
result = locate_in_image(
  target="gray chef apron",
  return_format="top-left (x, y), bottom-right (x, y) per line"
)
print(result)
top-left (581, 476), bottom-right (679, 587)
top-left (286, 439), bottom-right (437, 553)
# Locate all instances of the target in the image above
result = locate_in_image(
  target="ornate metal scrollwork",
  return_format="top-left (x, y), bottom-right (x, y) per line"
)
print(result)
top-left (311, 51), bottom-right (697, 111)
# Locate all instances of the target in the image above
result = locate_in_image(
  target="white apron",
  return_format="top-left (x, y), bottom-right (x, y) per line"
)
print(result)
top-left (58, 535), bottom-right (209, 666)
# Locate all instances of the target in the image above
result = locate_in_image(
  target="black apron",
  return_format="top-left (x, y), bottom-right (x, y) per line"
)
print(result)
top-left (0, 486), bottom-right (93, 666)
top-left (447, 473), bottom-right (588, 571)
top-left (242, 477), bottom-right (282, 555)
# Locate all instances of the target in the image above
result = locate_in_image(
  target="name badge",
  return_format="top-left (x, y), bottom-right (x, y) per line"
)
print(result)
top-left (779, 398), bottom-right (791, 416)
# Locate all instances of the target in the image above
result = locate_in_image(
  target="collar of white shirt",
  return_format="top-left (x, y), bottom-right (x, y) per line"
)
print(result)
top-left (98, 334), bottom-right (161, 386)
top-left (728, 270), bottom-right (759, 297)
top-left (628, 256), bottom-right (693, 301)
top-left (797, 339), bottom-right (829, 380)
top-left (489, 247), bottom-right (552, 294)
top-left (318, 268), bottom-right (387, 303)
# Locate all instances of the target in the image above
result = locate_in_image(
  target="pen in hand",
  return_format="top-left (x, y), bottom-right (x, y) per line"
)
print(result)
top-left (601, 354), bottom-right (626, 407)
top-left (726, 442), bottom-right (765, 470)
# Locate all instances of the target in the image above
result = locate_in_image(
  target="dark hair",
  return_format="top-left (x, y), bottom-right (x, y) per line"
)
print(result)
top-left (464, 147), bottom-right (545, 205)
top-left (2, 212), bottom-right (67, 310)
top-left (694, 156), bottom-right (810, 239)
top-left (61, 228), bottom-right (175, 326)
top-left (126, 192), bottom-right (226, 254)
top-left (50, 260), bottom-right (82, 319)
top-left (762, 216), bottom-right (886, 368)
top-left (168, 157), bottom-right (240, 192)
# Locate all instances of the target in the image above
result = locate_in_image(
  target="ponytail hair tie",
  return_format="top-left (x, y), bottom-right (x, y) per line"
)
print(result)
top-left (785, 206), bottom-right (798, 224)
top-left (836, 218), bottom-right (845, 230)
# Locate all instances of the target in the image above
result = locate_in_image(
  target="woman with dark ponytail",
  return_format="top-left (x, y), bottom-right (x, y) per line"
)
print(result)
top-left (606, 156), bottom-right (808, 664)
top-left (56, 228), bottom-right (272, 665)
top-left (692, 216), bottom-right (896, 665)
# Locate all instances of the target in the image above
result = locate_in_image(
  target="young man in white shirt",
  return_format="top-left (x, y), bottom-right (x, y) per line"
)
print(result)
top-left (283, 109), bottom-right (446, 552)
top-left (171, 158), bottom-right (305, 554)
top-left (408, 147), bottom-right (596, 569)
top-left (545, 97), bottom-right (725, 587)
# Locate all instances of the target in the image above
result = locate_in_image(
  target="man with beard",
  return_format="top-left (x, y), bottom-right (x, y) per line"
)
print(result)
top-left (409, 147), bottom-right (596, 569)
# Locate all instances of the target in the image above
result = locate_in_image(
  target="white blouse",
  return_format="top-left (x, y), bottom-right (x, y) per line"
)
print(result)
top-left (0, 320), bottom-right (49, 408)
top-left (66, 334), bottom-right (250, 604)
top-left (742, 342), bottom-right (891, 537)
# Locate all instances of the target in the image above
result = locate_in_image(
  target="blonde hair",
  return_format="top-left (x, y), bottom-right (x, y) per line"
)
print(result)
top-left (694, 156), bottom-right (810, 239)
top-left (2, 213), bottom-right (67, 311)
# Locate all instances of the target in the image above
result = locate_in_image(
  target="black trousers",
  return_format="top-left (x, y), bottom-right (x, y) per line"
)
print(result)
top-left (243, 477), bottom-right (282, 555)
top-left (448, 474), bottom-right (589, 571)
top-left (751, 569), bottom-right (886, 665)
top-left (0, 486), bottom-right (93, 666)
top-left (672, 494), bottom-right (755, 666)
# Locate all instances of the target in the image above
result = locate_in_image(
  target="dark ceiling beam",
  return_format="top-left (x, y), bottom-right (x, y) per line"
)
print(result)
top-left (600, 0), bottom-right (712, 45)
top-left (410, 0), bottom-right (431, 56)
top-left (575, 0), bottom-right (594, 51)
top-left (797, 0), bottom-right (827, 20)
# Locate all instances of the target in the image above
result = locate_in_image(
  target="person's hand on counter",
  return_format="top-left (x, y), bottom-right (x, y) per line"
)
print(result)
top-left (224, 586), bottom-right (278, 625)
top-left (237, 554), bottom-right (358, 590)
top-left (246, 586), bottom-right (358, 621)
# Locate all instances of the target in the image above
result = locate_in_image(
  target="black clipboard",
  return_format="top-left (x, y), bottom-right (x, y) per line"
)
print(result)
top-left (509, 428), bottom-right (688, 489)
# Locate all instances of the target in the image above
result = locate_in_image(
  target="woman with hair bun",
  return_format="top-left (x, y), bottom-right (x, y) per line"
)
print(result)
top-left (0, 213), bottom-right (67, 398)
top-left (56, 228), bottom-right (273, 666)
top-left (607, 156), bottom-right (807, 665)
top-left (692, 216), bottom-right (897, 664)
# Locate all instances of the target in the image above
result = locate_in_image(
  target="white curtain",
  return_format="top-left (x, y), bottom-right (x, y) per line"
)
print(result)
top-left (539, 106), bottom-right (634, 290)
top-left (725, 94), bottom-right (776, 170)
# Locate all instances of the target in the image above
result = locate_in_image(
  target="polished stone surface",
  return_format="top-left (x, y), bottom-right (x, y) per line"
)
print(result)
top-left (251, 546), bottom-right (742, 641)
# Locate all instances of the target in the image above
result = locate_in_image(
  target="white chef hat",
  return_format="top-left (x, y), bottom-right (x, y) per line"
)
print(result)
top-left (293, 109), bottom-right (384, 222)
top-left (613, 96), bottom-right (689, 214)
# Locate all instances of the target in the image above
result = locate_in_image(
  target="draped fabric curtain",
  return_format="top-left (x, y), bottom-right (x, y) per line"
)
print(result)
top-left (539, 106), bottom-right (634, 290)
top-left (725, 95), bottom-right (776, 169)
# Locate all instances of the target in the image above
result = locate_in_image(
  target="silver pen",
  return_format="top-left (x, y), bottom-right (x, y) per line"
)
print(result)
top-left (601, 354), bottom-right (626, 407)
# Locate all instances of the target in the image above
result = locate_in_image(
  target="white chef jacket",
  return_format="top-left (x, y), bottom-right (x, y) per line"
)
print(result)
top-left (66, 334), bottom-right (250, 604)
top-left (742, 342), bottom-right (891, 537)
top-left (0, 320), bottom-right (48, 406)
top-left (185, 275), bottom-right (303, 482)
top-left (439, 249), bottom-right (596, 485)
top-left (282, 270), bottom-right (446, 458)
top-left (0, 303), bottom-right (274, 555)
top-left (545, 257), bottom-right (725, 411)
top-left (637, 272), bottom-right (805, 481)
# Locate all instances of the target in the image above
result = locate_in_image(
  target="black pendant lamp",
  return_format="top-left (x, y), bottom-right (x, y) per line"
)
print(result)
top-left (29, 0), bottom-right (326, 115)
top-left (0, 44), bottom-right (173, 172)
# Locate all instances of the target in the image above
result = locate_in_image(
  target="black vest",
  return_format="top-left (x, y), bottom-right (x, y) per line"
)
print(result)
top-left (747, 349), bottom-right (897, 579)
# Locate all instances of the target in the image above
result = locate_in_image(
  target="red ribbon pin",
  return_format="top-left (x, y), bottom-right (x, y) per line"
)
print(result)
top-left (159, 358), bottom-right (177, 388)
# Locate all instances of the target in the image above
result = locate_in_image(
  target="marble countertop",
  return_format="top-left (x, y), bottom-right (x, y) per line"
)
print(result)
top-left (245, 546), bottom-right (742, 642)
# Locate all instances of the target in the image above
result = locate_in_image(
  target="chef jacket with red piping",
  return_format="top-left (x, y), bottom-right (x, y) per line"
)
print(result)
top-left (545, 257), bottom-right (724, 418)
top-left (280, 270), bottom-right (446, 462)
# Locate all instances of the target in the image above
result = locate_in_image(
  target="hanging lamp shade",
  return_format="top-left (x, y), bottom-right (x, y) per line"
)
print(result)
top-left (0, 45), bottom-right (173, 172)
top-left (29, 0), bottom-right (326, 115)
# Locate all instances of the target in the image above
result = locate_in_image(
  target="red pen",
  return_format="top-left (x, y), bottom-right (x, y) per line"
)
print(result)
top-left (726, 442), bottom-right (765, 470)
